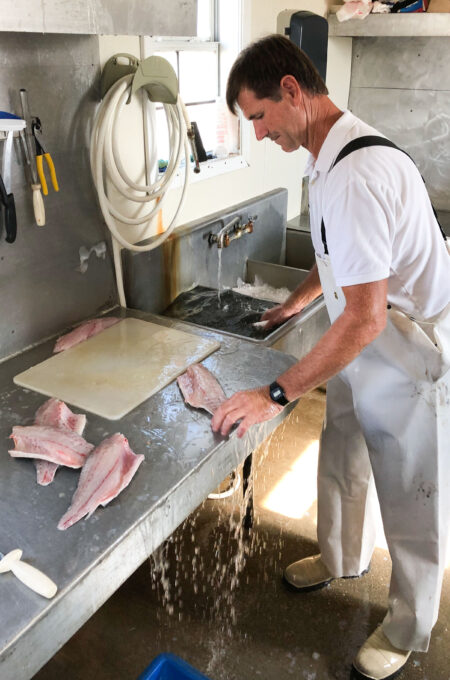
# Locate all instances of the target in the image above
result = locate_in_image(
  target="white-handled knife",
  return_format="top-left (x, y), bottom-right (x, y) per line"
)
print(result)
top-left (0, 549), bottom-right (57, 599)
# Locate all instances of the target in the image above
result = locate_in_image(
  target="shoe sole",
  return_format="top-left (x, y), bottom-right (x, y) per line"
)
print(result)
top-left (351, 662), bottom-right (406, 680)
top-left (282, 574), bottom-right (334, 593)
top-left (283, 564), bottom-right (370, 593)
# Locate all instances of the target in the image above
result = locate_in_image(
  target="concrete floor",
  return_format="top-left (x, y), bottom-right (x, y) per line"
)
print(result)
top-left (34, 390), bottom-right (450, 680)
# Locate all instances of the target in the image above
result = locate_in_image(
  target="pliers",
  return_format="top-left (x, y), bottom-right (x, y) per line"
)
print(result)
top-left (31, 118), bottom-right (59, 196)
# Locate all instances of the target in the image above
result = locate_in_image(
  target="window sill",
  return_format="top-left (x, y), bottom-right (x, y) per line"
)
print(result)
top-left (167, 154), bottom-right (248, 188)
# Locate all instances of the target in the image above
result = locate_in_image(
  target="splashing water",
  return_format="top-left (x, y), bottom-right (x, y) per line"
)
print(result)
top-left (147, 432), bottom-right (290, 679)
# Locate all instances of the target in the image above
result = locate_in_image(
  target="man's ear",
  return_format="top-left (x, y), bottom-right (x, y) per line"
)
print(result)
top-left (280, 75), bottom-right (301, 102)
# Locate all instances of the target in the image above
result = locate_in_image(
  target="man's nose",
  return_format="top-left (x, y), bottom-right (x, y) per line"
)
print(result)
top-left (253, 120), bottom-right (268, 141)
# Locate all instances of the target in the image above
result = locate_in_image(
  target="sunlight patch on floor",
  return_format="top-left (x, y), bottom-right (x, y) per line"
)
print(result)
top-left (261, 438), bottom-right (390, 554)
top-left (261, 440), bottom-right (319, 520)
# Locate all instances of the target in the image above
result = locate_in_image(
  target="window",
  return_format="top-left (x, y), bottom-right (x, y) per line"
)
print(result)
top-left (141, 0), bottom-right (242, 178)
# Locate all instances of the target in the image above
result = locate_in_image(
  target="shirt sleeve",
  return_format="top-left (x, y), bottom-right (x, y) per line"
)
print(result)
top-left (323, 178), bottom-right (393, 287)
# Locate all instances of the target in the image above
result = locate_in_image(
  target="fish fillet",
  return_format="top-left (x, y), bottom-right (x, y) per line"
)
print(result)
top-left (177, 364), bottom-right (226, 415)
top-left (34, 399), bottom-right (87, 486)
top-left (53, 317), bottom-right (121, 353)
top-left (9, 425), bottom-right (94, 468)
top-left (58, 433), bottom-right (144, 530)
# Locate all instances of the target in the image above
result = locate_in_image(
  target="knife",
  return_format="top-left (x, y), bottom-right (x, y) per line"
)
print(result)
top-left (0, 127), bottom-right (17, 243)
top-left (0, 171), bottom-right (17, 244)
top-left (0, 549), bottom-right (58, 598)
top-left (19, 89), bottom-right (45, 227)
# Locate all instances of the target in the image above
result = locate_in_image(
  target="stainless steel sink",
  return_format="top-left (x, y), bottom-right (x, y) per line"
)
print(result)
top-left (163, 259), bottom-right (330, 360)
top-left (243, 259), bottom-right (329, 359)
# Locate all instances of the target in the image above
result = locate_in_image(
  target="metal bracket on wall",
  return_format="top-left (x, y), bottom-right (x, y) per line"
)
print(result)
top-left (100, 53), bottom-right (140, 100)
top-left (130, 56), bottom-right (179, 104)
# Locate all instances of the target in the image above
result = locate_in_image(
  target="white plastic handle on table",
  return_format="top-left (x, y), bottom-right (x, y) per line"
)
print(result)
top-left (0, 549), bottom-right (57, 598)
top-left (32, 183), bottom-right (45, 226)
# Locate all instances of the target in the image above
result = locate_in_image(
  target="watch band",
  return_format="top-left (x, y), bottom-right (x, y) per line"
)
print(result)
top-left (269, 381), bottom-right (289, 406)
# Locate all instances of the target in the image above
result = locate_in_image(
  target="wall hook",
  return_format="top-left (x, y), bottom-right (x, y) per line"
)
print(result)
top-left (130, 56), bottom-right (179, 105)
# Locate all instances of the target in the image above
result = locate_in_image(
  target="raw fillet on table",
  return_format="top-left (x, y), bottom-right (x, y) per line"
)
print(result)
top-left (9, 425), bottom-right (94, 468)
top-left (34, 398), bottom-right (87, 485)
top-left (58, 433), bottom-right (144, 530)
top-left (53, 317), bottom-right (121, 353)
top-left (177, 364), bottom-right (226, 415)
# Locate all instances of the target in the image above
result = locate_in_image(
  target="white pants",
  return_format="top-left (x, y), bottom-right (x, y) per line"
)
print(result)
top-left (317, 304), bottom-right (450, 652)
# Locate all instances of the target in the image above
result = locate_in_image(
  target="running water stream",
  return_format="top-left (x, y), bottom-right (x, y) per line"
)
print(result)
top-left (217, 247), bottom-right (223, 304)
top-left (147, 430), bottom-right (294, 679)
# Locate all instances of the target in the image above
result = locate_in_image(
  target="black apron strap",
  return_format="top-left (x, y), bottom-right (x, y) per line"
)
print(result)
top-left (321, 135), bottom-right (447, 256)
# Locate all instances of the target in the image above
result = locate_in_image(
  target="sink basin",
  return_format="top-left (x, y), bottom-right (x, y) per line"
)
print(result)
top-left (163, 259), bottom-right (330, 360)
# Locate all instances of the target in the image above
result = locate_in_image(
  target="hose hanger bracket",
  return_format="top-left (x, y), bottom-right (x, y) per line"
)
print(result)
top-left (130, 56), bottom-right (179, 105)
top-left (100, 53), bottom-right (139, 100)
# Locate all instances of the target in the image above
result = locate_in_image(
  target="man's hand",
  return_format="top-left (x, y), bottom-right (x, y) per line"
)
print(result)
top-left (211, 387), bottom-right (283, 438)
top-left (260, 264), bottom-right (322, 330)
top-left (261, 302), bottom-right (298, 330)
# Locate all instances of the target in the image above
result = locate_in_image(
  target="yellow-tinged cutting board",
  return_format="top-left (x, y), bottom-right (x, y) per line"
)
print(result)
top-left (14, 318), bottom-right (220, 420)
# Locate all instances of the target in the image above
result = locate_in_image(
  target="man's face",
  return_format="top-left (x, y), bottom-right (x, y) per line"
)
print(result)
top-left (237, 83), bottom-right (305, 153)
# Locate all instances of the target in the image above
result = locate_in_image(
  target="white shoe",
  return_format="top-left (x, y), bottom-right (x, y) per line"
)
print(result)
top-left (352, 626), bottom-right (411, 679)
top-left (283, 554), bottom-right (334, 592)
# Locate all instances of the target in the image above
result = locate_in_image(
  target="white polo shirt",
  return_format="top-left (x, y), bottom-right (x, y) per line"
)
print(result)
top-left (306, 110), bottom-right (450, 321)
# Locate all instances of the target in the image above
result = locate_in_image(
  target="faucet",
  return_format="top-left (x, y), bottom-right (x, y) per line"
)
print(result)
top-left (208, 215), bottom-right (257, 248)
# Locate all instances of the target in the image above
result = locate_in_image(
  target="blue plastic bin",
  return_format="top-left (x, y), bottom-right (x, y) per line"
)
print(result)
top-left (137, 653), bottom-right (212, 680)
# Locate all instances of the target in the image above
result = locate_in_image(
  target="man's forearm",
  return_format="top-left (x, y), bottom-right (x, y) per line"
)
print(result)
top-left (277, 280), bottom-right (388, 401)
top-left (286, 263), bottom-right (322, 312)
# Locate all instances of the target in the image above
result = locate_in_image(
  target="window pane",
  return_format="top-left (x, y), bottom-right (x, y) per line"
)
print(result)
top-left (197, 0), bottom-right (213, 40)
top-left (154, 107), bottom-right (170, 164)
top-left (153, 51), bottom-right (178, 79)
top-left (178, 50), bottom-right (218, 103)
top-left (185, 102), bottom-right (217, 154)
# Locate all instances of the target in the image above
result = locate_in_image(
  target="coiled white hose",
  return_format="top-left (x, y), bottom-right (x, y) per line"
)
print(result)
top-left (90, 73), bottom-right (191, 306)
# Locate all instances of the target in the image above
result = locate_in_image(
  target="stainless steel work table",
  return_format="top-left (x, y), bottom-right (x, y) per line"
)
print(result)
top-left (0, 309), bottom-right (297, 680)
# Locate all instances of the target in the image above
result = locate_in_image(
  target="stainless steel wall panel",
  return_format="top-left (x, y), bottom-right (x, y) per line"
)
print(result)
top-left (349, 87), bottom-right (450, 210)
top-left (348, 37), bottom-right (450, 211)
top-left (0, 0), bottom-right (197, 36)
top-left (0, 33), bottom-right (117, 361)
top-left (351, 37), bottom-right (450, 91)
top-left (122, 189), bottom-right (288, 314)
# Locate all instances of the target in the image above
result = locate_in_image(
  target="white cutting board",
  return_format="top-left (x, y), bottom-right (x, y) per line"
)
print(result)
top-left (14, 318), bottom-right (220, 420)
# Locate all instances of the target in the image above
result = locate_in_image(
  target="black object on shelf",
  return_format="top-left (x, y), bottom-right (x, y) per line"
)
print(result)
top-left (286, 11), bottom-right (328, 83)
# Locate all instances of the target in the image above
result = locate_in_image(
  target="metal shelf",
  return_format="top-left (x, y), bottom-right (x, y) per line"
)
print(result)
top-left (328, 13), bottom-right (450, 37)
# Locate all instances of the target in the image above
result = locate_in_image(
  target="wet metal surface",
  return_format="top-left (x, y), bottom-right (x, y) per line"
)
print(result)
top-left (0, 308), bottom-right (297, 680)
top-left (163, 286), bottom-right (276, 341)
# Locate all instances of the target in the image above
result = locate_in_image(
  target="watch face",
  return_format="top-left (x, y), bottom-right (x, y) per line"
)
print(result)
top-left (270, 381), bottom-right (287, 405)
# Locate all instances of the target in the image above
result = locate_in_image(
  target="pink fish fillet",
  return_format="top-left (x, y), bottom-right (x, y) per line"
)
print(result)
top-left (53, 317), bottom-right (121, 353)
top-left (58, 433), bottom-right (144, 530)
top-left (9, 425), bottom-right (94, 468)
top-left (177, 364), bottom-right (226, 415)
top-left (34, 399), bottom-right (87, 486)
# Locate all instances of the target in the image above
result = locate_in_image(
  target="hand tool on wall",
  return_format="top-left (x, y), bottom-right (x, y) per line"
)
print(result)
top-left (0, 113), bottom-right (23, 243)
top-left (31, 117), bottom-right (59, 196)
top-left (0, 549), bottom-right (58, 598)
top-left (0, 171), bottom-right (17, 243)
top-left (19, 89), bottom-right (45, 226)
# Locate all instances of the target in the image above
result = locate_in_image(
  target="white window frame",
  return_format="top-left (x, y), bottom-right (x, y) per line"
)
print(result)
top-left (140, 0), bottom-right (247, 185)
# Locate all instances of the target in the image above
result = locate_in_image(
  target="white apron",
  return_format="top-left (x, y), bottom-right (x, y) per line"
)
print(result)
top-left (315, 251), bottom-right (450, 652)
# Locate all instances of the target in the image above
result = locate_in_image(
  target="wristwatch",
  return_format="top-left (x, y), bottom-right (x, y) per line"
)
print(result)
top-left (269, 381), bottom-right (289, 406)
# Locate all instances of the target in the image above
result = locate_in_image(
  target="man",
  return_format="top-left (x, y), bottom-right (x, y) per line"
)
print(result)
top-left (211, 34), bottom-right (450, 680)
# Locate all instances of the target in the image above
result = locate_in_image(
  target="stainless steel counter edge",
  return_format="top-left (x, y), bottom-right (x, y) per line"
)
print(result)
top-left (0, 308), bottom-right (298, 680)
top-left (1, 409), bottom-right (292, 680)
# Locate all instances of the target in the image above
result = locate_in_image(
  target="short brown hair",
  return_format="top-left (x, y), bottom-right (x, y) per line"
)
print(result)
top-left (226, 34), bottom-right (328, 115)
